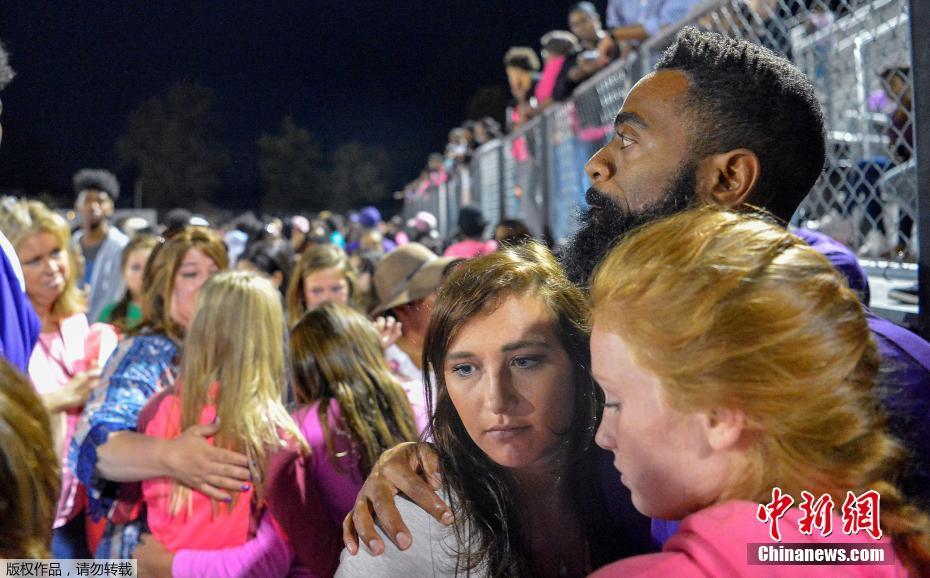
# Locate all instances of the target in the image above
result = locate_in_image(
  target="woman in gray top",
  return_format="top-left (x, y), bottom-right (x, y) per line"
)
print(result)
top-left (337, 242), bottom-right (630, 577)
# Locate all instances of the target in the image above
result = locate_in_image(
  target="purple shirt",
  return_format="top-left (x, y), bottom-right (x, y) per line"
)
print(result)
top-left (0, 230), bottom-right (40, 372)
top-left (173, 399), bottom-right (378, 577)
top-left (796, 228), bottom-right (930, 509)
top-left (650, 229), bottom-right (930, 545)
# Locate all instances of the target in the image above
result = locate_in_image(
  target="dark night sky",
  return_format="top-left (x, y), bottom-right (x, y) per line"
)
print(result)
top-left (0, 1), bottom-right (605, 213)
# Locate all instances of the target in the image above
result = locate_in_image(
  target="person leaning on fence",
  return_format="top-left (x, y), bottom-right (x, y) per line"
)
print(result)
top-left (503, 46), bottom-right (540, 132)
top-left (556, 2), bottom-right (610, 101)
top-left (598, 0), bottom-right (702, 63)
top-left (536, 30), bottom-right (580, 110)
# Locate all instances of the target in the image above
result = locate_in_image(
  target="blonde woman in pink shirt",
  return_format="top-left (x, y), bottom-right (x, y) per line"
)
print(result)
top-left (0, 198), bottom-right (118, 559)
top-left (134, 297), bottom-right (421, 577)
top-left (590, 208), bottom-right (929, 577)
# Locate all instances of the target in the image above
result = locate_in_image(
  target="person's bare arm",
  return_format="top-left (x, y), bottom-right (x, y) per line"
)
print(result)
top-left (342, 442), bottom-right (452, 556)
top-left (610, 24), bottom-right (649, 43)
top-left (41, 370), bottom-right (101, 413)
top-left (133, 534), bottom-right (175, 578)
top-left (96, 422), bottom-right (251, 502)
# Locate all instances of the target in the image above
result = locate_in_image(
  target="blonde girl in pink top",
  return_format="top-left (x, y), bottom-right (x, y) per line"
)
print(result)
top-left (0, 198), bottom-right (118, 558)
top-left (590, 208), bottom-right (930, 577)
top-left (140, 271), bottom-right (306, 553)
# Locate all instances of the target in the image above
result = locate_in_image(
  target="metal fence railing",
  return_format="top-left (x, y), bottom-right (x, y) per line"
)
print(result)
top-left (403, 0), bottom-right (920, 265)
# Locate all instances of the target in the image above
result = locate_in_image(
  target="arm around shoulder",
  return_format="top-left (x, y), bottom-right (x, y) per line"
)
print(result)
top-left (335, 495), bottom-right (446, 578)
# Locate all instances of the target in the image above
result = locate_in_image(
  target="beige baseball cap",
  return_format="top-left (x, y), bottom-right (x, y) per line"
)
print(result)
top-left (370, 243), bottom-right (459, 316)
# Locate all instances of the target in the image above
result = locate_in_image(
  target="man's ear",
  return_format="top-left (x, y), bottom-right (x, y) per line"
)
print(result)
top-left (700, 407), bottom-right (745, 452)
top-left (695, 149), bottom-right (761, 209)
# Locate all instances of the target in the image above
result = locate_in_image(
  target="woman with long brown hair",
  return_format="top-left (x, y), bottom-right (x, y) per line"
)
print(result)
top-left (337, 242), bottom-right (641, 577)
top-left (285, 243), bottom-right (357, 323)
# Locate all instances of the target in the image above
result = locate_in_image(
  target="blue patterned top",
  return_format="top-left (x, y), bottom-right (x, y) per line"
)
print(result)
top-left (69, 332), bottom-right (179, 557)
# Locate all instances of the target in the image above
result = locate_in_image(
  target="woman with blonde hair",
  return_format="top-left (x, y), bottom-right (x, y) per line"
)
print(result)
top-left (0, 198), bottom-right (119, 558)
top-left (285, 243), bottom-right (356, 323)
top-left (0, 359), bottom-right (60, 559)
top-left (69, 227), bottom-right (251, 559)
top-left (590, 207), bottom-right (930, 576)
top-left (137, 271), bottom-right (305, 554)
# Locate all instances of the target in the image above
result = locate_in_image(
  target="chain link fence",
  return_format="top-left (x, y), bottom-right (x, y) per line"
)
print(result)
top-left (404, 0), bottom-right (917, 263)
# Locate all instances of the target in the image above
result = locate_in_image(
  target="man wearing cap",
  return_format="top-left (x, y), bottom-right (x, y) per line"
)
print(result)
top-left (72, 168), bottom-right (129, 321)
top-left (290, 215), bottom-right (311, 254)
top-left (370, 243), bottom-right (459, 409)
top-left (350, 206), bottom-right (397, 254)
top-left (406, 211), bottom-right (443, 255)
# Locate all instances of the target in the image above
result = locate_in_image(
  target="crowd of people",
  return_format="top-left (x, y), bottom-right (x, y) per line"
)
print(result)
top-left (401, 1), bottom-right (704, 204)
top-left (2, 17), bottom-right (930, 578)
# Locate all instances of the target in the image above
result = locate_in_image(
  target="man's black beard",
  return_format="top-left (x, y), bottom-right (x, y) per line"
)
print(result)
top-left (561, 163), bottom-right (697, 288)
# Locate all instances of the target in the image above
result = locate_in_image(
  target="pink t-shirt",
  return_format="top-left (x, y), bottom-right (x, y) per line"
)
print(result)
top-left (263, 398), bottom-right (428, 573)
top-left (444, 239), bottom-right (498, 259)
top-left (510, 107), bottom-right (530, 163)
top-left (141, 390), bottom-right (253, 553)
top-left (169, 394), bottom-right (429, 577)
top-left (535, 56), bottom-right (567, 104)
top-left (591, 500), bottom-right (908, 577)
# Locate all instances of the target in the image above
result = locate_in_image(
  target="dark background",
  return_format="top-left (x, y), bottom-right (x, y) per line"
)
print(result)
top-left (0, 1), bottom-right (606, 215)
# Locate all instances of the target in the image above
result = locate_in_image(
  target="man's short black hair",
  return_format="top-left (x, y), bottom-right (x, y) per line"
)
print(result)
top-left (0, 40), bottom-right (14, 90)
top-left (73, 168), bottom-right (121, 201)
top-left (656, 27), bottom-right (826, 222)
top-left (503, 47), bottom-right (540, 73)
top-left (457, 205), bottom-right (487, 238)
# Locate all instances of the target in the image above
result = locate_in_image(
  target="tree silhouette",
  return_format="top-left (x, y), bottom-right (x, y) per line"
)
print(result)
top-left (327, 141), bottom-right (392, 212)
top-left (258, 117), bottom-right (325, 212)
top-left (117, 84), bottom-right (229, 209)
